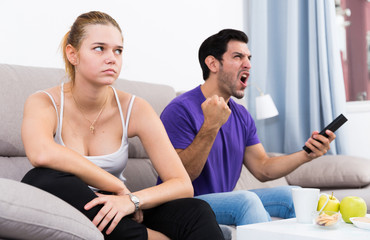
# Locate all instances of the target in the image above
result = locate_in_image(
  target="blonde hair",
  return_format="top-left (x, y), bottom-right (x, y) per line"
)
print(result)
top-left (61, 11), bottom-right (122, 83)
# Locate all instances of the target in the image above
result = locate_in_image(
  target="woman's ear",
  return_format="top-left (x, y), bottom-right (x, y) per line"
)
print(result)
top-left (66, 44), bottom-right (78, 65)
top-left (204, 55), bottom-right (219, 74)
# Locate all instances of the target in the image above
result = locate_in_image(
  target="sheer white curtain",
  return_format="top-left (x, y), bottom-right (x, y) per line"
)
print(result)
top-left (245, 0), bottom-right (348, 154)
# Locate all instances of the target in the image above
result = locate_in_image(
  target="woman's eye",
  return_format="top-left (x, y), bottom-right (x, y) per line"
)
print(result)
top-left (115, 49), bottom-right (122, 55)
top-left (94, 46), bottom-right (103, 52)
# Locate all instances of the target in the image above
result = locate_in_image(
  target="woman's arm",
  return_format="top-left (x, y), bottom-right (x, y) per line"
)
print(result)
top-left (84, 96), bottom-right (193, 234)
top-left (127, 97), bottom-right (194, 209)
top-left (22, 92), bottom-right (128, 194)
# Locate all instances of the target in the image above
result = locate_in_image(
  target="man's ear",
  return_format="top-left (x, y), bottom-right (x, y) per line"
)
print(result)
top-left (66, 44), bottom-right (78, 65)
top-left (205, 55), bottom-right (219, 74)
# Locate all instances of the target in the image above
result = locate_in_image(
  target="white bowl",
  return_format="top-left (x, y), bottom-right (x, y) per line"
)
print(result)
top-left (350, 216), bottom-right (370, 230)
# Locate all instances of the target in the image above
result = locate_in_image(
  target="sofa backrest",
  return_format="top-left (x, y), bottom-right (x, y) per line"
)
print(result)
top-left (0, 64), bottom-right (176, 159)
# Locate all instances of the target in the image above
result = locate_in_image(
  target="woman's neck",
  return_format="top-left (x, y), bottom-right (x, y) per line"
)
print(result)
top-left (68, 81), bottom-right (111, 112)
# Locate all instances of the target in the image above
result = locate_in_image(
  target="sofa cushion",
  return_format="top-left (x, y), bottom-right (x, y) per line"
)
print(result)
top-left (286, 155), bottom-right (370, 188)
top-left (123, 158), bottom-right (158, 192)
top-left (0, 178), bottom-right (103, 240)
top-left (0, 64), bottom-right (65, 157)
top-left (128, 136), bottom-right (149, 159)
top-left (0, 156), bottom-right (33, 181)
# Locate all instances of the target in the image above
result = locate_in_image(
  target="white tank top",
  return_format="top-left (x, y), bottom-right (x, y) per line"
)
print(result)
top-left (41, 83), bottom-right (135, 190)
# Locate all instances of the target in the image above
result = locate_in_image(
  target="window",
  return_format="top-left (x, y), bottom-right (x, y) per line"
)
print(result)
top-left (335, 0), bottom-right (370, 101)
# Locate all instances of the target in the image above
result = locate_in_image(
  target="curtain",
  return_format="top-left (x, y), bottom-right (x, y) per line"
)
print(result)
top-left (245, 0), bottom-right (349, 155)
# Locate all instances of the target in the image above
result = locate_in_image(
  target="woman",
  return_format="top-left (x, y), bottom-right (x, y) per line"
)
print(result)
top-left (21, 11), bottom-right (224, 240)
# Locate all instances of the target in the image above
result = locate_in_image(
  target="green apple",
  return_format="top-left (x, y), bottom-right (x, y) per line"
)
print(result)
top-left (317, 192), bottom-right (340, 212)
top-left (340, 196), bottom-right (367, 223)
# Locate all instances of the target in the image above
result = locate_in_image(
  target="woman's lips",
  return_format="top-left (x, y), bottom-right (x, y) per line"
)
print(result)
top-left (103, 69), bottom-right (116, 74)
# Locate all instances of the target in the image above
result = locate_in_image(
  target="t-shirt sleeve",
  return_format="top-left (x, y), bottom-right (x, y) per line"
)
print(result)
top-left (245, 118), bottom-right (260, 146)
top-left (160, 102), bottom-right (197, 150)
top-left (237, 104), bottom-right (260, 147)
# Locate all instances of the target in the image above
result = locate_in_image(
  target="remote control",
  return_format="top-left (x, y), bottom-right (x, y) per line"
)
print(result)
top-left (303, 114), bottom-right (348, 154)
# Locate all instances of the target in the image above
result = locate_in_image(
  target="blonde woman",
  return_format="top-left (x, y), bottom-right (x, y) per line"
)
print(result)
top-left (21, 11), bottom-right (224, 240)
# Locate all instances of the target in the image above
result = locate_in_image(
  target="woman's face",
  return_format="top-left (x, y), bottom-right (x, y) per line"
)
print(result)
top-left (74, 24), bottom-right (123, 86)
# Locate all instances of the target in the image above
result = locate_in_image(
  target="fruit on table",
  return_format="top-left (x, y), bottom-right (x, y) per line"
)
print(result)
top-left (317, 192), bottom-right (340, 212)
top-left (340, 196), bottom-right (367, 223)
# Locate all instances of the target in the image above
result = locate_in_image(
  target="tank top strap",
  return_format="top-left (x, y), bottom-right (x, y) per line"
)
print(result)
top-left (110, 86), bottom-right (135, 138)
top-left (57, 83), bottom-right (65, 139)
top-left (36, 84), bottom-right (64, 144)
top-left (37, 90), bottom-right (59, 119)
top-left (125, 95), bottom-right (136, 132)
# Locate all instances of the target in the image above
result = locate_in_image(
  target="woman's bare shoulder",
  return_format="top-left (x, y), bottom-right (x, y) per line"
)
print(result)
top-left (26, 85), bottom-right (61, 108)
top-left (114, 89), bottom-right (150, 108)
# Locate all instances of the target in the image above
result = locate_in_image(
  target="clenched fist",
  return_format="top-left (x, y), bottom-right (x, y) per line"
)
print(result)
top-left (201, 95), bottom-right (231, 131)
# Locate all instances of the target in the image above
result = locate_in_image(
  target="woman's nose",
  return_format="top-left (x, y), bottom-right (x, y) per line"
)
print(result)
top-left (105, 52), bottom-right (116, 64)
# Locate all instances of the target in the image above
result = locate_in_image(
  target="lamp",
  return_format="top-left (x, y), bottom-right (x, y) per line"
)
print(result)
top-left (248, 83), bottom-right (279, 120)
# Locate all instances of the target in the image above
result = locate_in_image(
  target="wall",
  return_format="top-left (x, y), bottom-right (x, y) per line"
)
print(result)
top-left (345, 101), bottom-right (370, 159)
top-left (0, 0), bottom-right (244, 92)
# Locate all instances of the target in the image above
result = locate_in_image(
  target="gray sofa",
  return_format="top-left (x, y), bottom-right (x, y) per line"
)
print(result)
top-left (1, 64), bottom-right (370, 240)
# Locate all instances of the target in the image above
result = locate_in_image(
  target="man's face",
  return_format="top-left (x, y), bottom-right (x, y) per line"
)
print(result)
top-left (217, 40), bottom-right (251, 99)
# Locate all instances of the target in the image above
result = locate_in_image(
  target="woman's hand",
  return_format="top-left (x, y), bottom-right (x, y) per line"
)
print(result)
top-left (84, 193), bottom-right (136, 235)
top-left (116, 190), bottom-right (143, 223)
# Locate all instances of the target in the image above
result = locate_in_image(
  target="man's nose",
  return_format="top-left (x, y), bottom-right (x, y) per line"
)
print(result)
top-left (243, 58), bottom-right (251, 69)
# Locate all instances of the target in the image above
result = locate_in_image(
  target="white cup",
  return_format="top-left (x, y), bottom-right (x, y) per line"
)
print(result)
top-left (291, 188), bottom-right (329, 223)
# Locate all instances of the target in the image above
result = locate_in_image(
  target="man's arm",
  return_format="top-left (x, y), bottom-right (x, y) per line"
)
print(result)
top-left (244, 130), bottom-right (336, 182)
top-left (177, 95), bottom-right (231, 181)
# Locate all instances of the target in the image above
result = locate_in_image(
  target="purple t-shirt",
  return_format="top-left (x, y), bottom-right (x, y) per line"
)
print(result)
top-left (160, 86), bottom-right (260, 196)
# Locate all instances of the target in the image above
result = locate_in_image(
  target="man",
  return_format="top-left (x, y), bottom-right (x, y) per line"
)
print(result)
top-left (159, 29), bottom-right (336, 226)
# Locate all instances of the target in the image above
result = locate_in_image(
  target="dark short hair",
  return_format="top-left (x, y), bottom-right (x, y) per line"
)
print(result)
top-left (198, 29), bottom-right (249, 80)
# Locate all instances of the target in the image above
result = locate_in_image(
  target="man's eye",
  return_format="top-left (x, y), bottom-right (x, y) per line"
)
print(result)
top-left (94, 46), bottom-right (103, 52)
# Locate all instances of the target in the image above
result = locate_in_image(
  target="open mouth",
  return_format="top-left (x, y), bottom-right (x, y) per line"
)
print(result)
top-left (240, 73), bottom-right (248, 85)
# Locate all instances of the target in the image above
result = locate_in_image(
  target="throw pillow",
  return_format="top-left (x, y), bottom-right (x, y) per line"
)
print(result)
top-left (0, 178), bottom-right (103, 240)
top-left (286, 155), bottom-right (370, 188)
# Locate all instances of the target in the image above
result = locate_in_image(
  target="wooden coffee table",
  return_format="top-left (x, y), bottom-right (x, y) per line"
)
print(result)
top-left (237, 215), bottom-right (370, 240)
